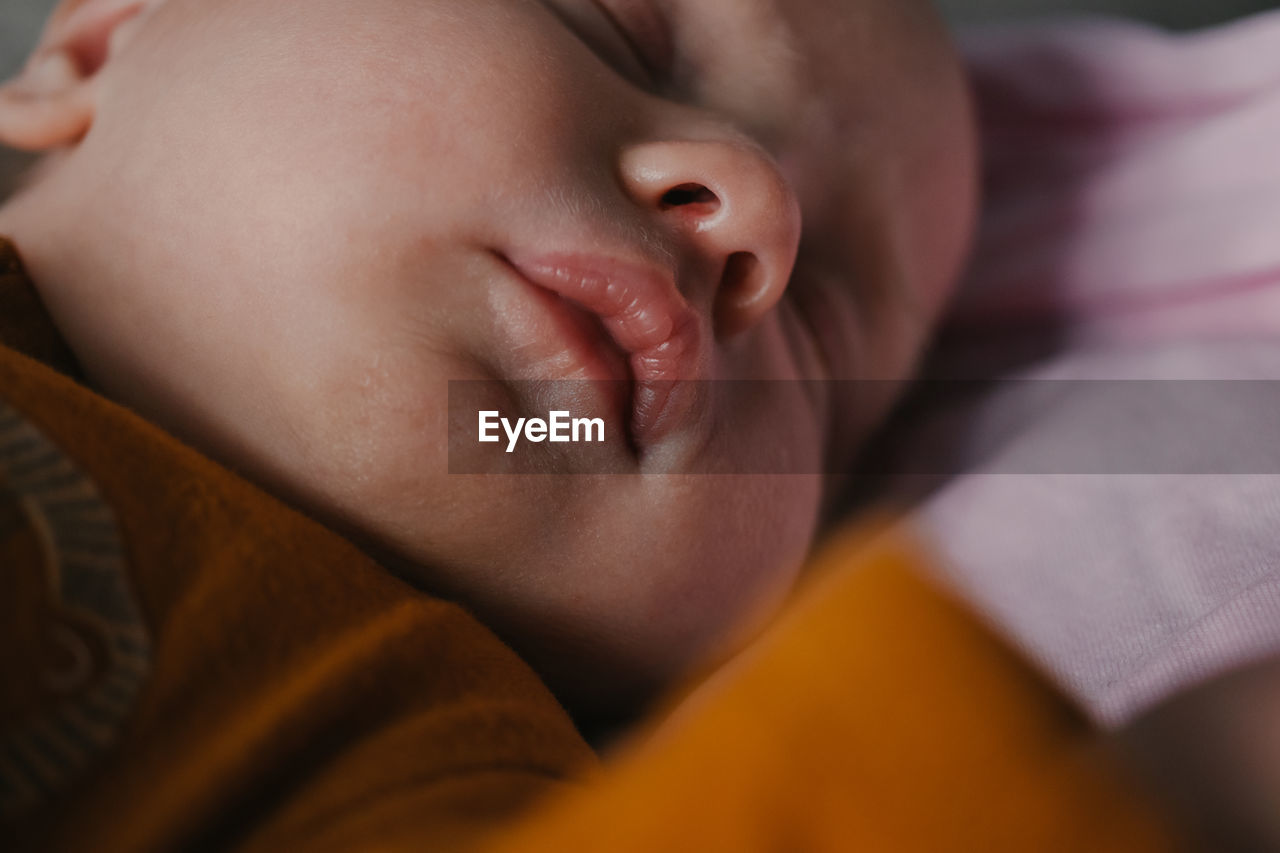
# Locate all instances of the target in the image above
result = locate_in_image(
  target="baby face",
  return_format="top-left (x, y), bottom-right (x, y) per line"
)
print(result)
top-left (0, 0), bottom-right (974, 715)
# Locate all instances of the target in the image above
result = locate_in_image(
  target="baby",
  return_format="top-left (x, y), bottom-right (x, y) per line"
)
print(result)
top-left (0, 0), bottom-right (976, 721)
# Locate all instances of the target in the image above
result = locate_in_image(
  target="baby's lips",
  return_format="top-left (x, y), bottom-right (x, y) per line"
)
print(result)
top-left (503, 249), bottom-right (709, 451)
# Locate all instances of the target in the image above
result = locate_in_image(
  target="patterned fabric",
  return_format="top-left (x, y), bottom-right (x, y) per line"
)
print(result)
top-left (0, 401), bottom-right (151, 816)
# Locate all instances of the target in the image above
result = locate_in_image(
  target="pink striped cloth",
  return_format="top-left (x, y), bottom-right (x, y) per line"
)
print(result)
top-left (891, 10), bottom-right (1280, 727)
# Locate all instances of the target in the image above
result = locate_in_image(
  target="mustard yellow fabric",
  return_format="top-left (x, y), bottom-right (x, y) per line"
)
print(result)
top-left (0, 237), bottom-right (1180, 851)
top-left (492, 525), bottom-right (1183, 851)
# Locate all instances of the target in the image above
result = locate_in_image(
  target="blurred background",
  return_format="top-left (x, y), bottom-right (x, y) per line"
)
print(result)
top-left (1, 0), bottom-right (50, 80)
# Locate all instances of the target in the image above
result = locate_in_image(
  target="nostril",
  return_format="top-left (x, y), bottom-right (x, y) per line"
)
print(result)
top-left (660, 183), bottom-right (719, 212)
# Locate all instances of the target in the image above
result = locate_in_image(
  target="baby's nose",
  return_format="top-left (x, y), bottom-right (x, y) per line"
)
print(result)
top-left (618, 134), bottom-right (801, 338)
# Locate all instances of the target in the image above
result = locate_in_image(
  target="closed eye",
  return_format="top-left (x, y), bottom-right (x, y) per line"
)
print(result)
top-left (543, 0), bottom-right (651, 88)
top-left (587, 0), bottom-right (673, 87)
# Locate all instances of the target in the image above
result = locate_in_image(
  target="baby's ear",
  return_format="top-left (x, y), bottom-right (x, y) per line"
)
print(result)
top-left (0, 0), bottom-right (154, 151)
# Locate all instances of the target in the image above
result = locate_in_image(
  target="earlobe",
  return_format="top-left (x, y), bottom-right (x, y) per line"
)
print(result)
top-left (0, 51), bottom-right (95, 151)
top-left (0, 0), bottom-right (150, 152)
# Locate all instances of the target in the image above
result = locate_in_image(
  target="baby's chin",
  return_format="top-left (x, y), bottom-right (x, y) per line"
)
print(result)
top-left (345, 467), bottom-right (822, 721)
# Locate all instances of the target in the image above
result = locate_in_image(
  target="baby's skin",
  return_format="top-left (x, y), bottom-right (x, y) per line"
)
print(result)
top-left (0, 0), bottom-right (975, 719)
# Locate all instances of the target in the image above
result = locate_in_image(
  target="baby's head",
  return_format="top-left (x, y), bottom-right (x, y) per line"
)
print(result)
top-left (0, 0), bottom-right (975, 719)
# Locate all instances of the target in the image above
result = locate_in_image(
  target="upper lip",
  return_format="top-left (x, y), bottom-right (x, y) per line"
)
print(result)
top-left (499, 248), bottom-right (707, 452)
